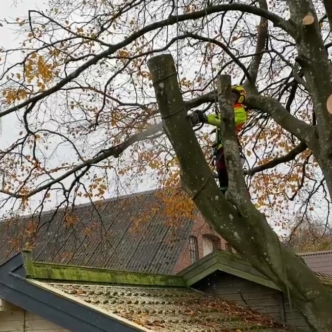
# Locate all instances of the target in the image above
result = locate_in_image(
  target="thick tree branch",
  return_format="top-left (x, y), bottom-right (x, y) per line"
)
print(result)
top-left (286, 0), bottom-right (332, 151)
top-left (245, 142), bottom-right (307, 176)
top-left (147, 53), bottom-right (258, 246)
top-left (185, 90), bottom-right (314, 150)
top-left (148, 52), bottom-right (332, 332)
top-left (185, 92), bottom-right (216, 109)
top-left (217, 76), bottom-right (250, 207)
top-left (246, 0), bottom-right (268, 86)
top-left (247, 95), bottom-right (315, 145)
top-left (148, 53), bottom-right (332, 332)
top-left (3, 89), bottom-right (310, 201)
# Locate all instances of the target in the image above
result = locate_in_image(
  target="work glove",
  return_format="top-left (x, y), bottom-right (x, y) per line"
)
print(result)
top-left (189, 110), bottom-right (207, 126)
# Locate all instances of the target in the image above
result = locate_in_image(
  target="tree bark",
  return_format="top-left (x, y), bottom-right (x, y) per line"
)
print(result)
top-left (246, 0), bottom-right (268, 85)
top-left (285, 0), bottom-right (332, 198)
top-left (148, 53), bottom-right (332, 332)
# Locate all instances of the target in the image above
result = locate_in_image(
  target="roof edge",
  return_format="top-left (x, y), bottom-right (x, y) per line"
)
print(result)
top-left (0, 252), bottom-right (143, 332)
top-left (29, 279), bottom-right (150, 332)
top-left (22, 250), bottom-right (186, 287)
top-left (0, 187), bottom-right (164, 223)
top-left (180, 250), bottom-right (281, 290)
top-left (180, 250), bottom-right (332, 291)
top-left (298, 249), bottom-right (332, 256)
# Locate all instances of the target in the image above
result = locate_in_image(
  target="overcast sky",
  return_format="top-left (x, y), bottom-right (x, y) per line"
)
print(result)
top-left (1, 0), bottom-right (45, 142)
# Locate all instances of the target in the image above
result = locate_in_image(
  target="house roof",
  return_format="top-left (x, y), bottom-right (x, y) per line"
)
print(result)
top-left (179, 249), bottom-right (281, 290)
top-left (178, 250), bottom-right (332, 291)
top-left (0, 251), bottom-right (289, 332)
top-left (33, 282), bottom-right (287, 332)
top-left (1, 186), bottom-right (331, 279)
top-left (298, 250), bottom-right (332, 276)
top-left (0, 188), bottom-right (196, 275)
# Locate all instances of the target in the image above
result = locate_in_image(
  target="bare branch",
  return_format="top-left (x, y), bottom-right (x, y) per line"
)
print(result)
top-left (246, 94), bottom-right (315, 144)
top-left (322, 0), bottom-right (332, 31)
top-left (245, 0), bottom-right (268, 86)
top-left (0, 3), bottom-right (293, 119)
top-left (0, 123), bottom-right (163, 199)
top-left (184, 33), bottom-right (254, 84)
top-left (245, 141), bottom-right (307, 176)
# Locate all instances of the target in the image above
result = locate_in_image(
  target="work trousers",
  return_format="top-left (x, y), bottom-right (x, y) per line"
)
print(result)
top-left (215, 146), bottom-right (246, 194)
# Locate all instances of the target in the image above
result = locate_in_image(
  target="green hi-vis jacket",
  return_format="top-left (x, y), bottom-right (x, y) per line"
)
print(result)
top-left (206, 103), bottom-right (247, 150)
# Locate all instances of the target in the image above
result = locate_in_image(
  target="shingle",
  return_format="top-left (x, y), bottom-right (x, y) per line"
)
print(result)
top-left (0, 189), bottom-right (196, 275)
top-left (40, 282), bottom-right (288, 332)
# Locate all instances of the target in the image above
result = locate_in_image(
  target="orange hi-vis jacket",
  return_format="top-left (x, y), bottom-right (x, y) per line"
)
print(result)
top-left (205, 103), bottom-right (247, 150)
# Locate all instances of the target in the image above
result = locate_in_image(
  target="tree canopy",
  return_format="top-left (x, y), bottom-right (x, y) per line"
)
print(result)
top-left (285, 214), bottom-right (332, 252)
top-left (0, 0), bottom-right (329, 225)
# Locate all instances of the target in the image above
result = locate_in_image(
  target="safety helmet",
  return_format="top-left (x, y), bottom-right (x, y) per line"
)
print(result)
top-left (231, 85), bottom-right (246, 104)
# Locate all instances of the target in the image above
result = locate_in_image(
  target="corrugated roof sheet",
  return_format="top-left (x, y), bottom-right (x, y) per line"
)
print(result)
top-left (299, 250), bottom-right (332, 276)
top-left (0, 188), bottom-right (196, 275)
top-left (34, 282), bottom-right (288, 332)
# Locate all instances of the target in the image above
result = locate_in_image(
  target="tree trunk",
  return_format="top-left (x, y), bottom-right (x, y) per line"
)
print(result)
top-left (285, 0), bottom-right (332, 198)
top-left (147, 54), bottom-right (332, 332)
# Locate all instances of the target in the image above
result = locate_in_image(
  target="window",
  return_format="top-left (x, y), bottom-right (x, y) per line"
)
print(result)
top-left (203, 236), bottom-right (214, 256)
top-left (202, 234), bottom-right (221, 257)
top-left (189, 236), bottom-right (199, 264)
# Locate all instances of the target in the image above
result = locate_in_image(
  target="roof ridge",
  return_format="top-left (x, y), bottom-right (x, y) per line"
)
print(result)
top-left (298, 249), bottom-right (332, 256)
top-left (0, 187), bottom-right (166, 222)
top-left (21, 250), bottom-right (186, 287)
top-left (315, 271), bottom-right (332, 278)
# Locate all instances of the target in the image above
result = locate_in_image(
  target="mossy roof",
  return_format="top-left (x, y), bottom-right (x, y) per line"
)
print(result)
top-left (23, 250), bottom-right (289, 332)
top-left (31, 281), bottom-right (288, 332)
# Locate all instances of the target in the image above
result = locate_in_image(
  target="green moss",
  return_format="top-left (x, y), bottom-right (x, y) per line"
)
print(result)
top-left (22, 249), bottom-right (36, 277)
top-left (21, 251), bottom-right (185, 287)
top-left (22, 249), bottom-right (332, 294)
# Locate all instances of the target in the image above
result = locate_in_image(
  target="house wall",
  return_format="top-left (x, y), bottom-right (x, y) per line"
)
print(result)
top-left (191, 271), bottom-right (310, 331)
top-left (0, 300), bottom-right (69, 332)
top-left (283, 297), bottom-right (310, 331)
top-left (192, 271), bottom-right (284, 322)
top-left (173, 214), bottom-right (231, 274)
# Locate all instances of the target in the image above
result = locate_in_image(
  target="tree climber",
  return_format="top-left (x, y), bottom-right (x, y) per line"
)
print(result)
top-left (189, 85), bottom-right (247, 195)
